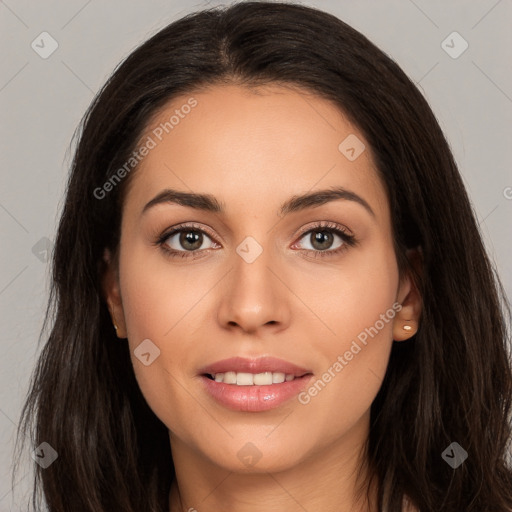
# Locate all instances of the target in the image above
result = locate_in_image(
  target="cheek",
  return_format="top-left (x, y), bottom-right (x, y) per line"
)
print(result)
top-left (293, 235), bottom-right (399, 350)
top-left (117, 245), bottom-right (205, 418)
top-left (117, 239), bottom-right (246, 440)
top-left (293, 241), bottom-right (399, 433)
top-left (119, 237), bottom-right (213, 344)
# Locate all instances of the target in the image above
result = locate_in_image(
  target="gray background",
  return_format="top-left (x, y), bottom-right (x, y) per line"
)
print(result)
top-left (1, 0), bottom-right (511, 509)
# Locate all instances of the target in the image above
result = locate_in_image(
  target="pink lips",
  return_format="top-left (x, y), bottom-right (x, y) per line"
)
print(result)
top-left (198, 356), bottom-right (314, 412)
top-left (198, 356), bottom-right (311, 377)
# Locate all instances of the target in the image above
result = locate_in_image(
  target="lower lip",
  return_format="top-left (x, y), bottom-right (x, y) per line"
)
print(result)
top-left (199, 374), bottom-right (313, 412)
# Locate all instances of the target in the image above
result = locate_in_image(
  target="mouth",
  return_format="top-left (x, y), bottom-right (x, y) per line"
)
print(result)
top-left (203, 371), bottom-right (309, 385)
top-left (197, 356), bottom-right (314, 412)
top-left (198, 355), bottom-right (312, 378)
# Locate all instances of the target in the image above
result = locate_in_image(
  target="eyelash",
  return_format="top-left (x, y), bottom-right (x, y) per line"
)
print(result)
top-left (154, 221), bottom-right (357, 260)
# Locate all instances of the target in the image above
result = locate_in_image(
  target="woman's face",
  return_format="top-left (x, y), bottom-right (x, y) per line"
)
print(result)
top-left (105, 83), bottom-right (419, 475)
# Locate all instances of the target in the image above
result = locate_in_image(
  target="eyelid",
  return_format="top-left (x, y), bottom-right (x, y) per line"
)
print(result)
top-left (157, 220), bottom-right (353, 244)
top-left (155, 220), bottom-right (357, 259)
top-left (158, 222), bottom-right (218, 242)
top-left (290, 220), bottom-right (356, 257)
top-left (294, 220), bottom-right (354, 239)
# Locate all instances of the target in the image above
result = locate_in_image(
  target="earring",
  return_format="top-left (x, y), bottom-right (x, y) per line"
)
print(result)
top-left (403, 324), bottom-right (412, 331)
top-left (108, 300), bottom-right (119, 332)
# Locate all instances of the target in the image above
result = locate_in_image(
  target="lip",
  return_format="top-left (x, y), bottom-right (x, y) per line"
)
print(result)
top-left (198, 356), bottom-right (312, 377)
top-left (198, 357), bottom-right (314, 412)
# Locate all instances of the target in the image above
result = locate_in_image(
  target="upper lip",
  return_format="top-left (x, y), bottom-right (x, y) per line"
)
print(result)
top-left (198, 357), bottom-right (312, 377)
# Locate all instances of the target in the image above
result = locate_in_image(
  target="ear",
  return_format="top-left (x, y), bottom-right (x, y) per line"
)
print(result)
top-left (392, 247), bottom-right (423, 342)
top-left (101, 248), bottom-right (128, 339)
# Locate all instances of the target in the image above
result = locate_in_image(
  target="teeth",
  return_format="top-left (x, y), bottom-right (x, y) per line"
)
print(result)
top-left (237, 372), bottom-right (254, 385)
top-left (253, 372), bottom-right (272, 385)
top-left (272, 372), bottom-right (286, 383)
top-left (210, 371), bottom-right (296, 385)
top-left (223, 371), bottom-right (237, 384)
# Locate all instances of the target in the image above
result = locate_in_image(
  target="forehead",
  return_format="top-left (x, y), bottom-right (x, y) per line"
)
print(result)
top-left (123, 83), bottom-right (388, 220)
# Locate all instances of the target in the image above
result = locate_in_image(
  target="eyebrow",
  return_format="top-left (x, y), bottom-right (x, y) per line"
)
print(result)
top-left (141, 186), bottom-right (375, 218)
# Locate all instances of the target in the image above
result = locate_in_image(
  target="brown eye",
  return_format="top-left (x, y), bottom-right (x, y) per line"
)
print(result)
top-left (163, 229), bottom-right (214, 252)
top-left (296, 228), bottom-right (345, 252)
top-left (309, 230), bottom-right (336, 251)
top-left (291, 221), bottom-right (357, 259)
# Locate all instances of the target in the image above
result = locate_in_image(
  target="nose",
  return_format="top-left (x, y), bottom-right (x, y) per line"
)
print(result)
top-left (216, 240), bottom-right (291, 335)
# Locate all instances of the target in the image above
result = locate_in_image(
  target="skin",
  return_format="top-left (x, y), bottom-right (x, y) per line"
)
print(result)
top-left (103, 83), bottom-right (421, 512)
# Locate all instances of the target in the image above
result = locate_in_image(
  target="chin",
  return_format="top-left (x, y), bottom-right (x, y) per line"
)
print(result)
top-left (199, 434), bottom-right (312, 474)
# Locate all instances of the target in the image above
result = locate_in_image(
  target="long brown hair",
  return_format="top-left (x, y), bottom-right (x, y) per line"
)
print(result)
top-left (14, 2), bottom-right (512, 510)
